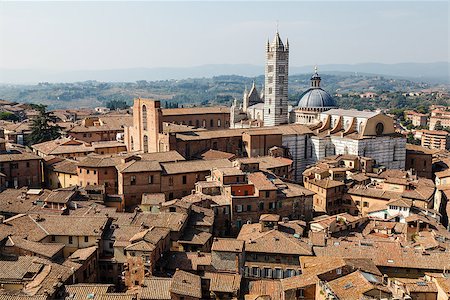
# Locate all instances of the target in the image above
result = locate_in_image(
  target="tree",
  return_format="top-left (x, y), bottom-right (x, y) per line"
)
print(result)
top-left (106, 100), bottom-right (129, 110)
top-left (0, 111), bottom-right (19, 122)
top-left (28, 105), bottom-right (61, 145)
top-left (434, 121), bottom-right (444, 131)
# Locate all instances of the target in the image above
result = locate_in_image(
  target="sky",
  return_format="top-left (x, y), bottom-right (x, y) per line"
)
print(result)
top-left (0, 1), bottom-right (448, 71)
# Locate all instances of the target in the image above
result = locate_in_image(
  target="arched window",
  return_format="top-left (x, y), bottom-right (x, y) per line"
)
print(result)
top-left (196, 120), bottom-right (200, 128)
top-left (143, 135), bottom-right (148, 153)
top-left (210, 119), bottom-right (214, 128)
top-left (217, 119), bottom-right (221, 127)
top-left (142, 105), bottom-right (147, 130)
top-left (202, 120), bottom-right (206, 128)
top-left (130, 136), bottom-right (134, 151)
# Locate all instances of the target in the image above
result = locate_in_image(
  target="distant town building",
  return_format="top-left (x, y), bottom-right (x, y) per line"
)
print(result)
top-left (420, 129), bottom-right (450, 150)
top-left (405, 110), bottom-right (428, 127)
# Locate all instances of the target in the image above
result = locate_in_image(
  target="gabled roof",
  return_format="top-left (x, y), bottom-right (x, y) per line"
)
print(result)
top-left (240, 229), bottom-right (312, 256)
top-left (170, 270), bottom-right (202, 298)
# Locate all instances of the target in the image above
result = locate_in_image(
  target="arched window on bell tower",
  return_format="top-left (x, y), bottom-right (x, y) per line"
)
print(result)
top-left (142, 105), bottom-right (147, 130)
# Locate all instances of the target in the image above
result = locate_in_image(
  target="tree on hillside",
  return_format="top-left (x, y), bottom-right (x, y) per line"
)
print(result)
top-left (28, 104), bottom-right (61, 145)
top-left (0, 111), bottom-right (19, 122)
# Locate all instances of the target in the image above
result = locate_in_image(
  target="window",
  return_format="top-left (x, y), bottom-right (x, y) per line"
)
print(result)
top-left (168, 177), bottom-right (174, 186)
top-left (274, 268), bottom-right (283, 279)
top-left (148, 175), bottom-right (154, 184)
top-left (278, 201), bottom-right (282, 208)
top-left (84, 236), bottom-right (88, 243)
top-left (169, 192), bottom-right (174, 200)
top-left (259, 202), bottom-right (264, 211)
top-left (68, 236), bottom-right (73, 244)
top-left (143, 135), bottom-right (149, 153)
top-left (26, 162), bottom-right (30, 168)
top-left (130, 175), bottom-right (136, 185)
top-left (265, 191), bottom-right (270, 198)
top-left (79, 169), bottom-right (82, 174)
top-left (87, 170), bottom-right (90, 174)
top-left (279, 66), bottom-right (285, 73)
top-left (212, 141), bottom-right (218, 150)
top-left (268, 87), bottom-right (272, 94)
top-left (356, 201), bottom-right (361, 206)
top-left (104, 170), bottom-right (108, 175)
top-left (182, 175), bottom-right (187, 185)
top-left (247, 204), bottom-right (252, 212)
top-left (10, 163), bottom-right (18, 169)
top-left (142, 105), bottom-right (147, 130)
top-left (268, 76), bottom-right (273, 84)
top-left (252, 267), bottom-right (259, 277)
top-left (236, 205), bottom-right (243, 212)
top-left (93, 170), bottom-right (97, 175)
top-left (210, 119), bottom-right (214, 127)
top-left (202, 120), bottom-right (206, 128)
top-left (51, 236), bottom-right (55, 242)
top-left (363, 201), bottom-right (369, 207)
top-left (217, 119), bottom-right (221, 127)
top-left (268, 65), bottom-right (274, 72)
top-left (269, 202), bottom-right (276, 210)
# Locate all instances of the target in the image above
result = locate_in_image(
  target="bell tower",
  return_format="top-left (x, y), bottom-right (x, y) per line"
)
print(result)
top-left (263, 31), bottom-right (289, 126)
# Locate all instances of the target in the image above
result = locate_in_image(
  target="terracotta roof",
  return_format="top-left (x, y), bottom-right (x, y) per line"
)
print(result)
top-left (64, 284), bottom-right (114, 300)
top-left (69, 246), bottom-right (97, 261)
top-left (204, 272), bottom-right (241, 293)
top-left (434, 277), bottom-right (450, 296)
top-left (141, 193), bottom-right (165, 206)
top-left (165, 251), bottom-right (211, 272)
top-left (45, 190), bottom-right (76, 204)
top-left (240, 229), bottom-right (312, 256)
top-left (139, 151), bottom-right (186, 162)
top-left (347, 186), bottom-right (401, 200)
top-left (240, 156), bottom-right (293, 170)
top-left (281, 182), bottom-right (315, 197)
top-left (248, 280), bottom-right (283, 300)
top-left (68, 115), bottom-right (132, 133)
top-left (326, 271), bottom-right (388, 300)
top-left (116, 160), bottom-right (162, 173)
top-left (49, 159), bottom-right (78, 174)
top-left (132, 212), bottom-right (188, 232)
top-left (0, 214), bottom-right (48, 241)
top-left (281, 273), bottom-right (319, 291)
top-left (314, 239), bottom-right (450, 271)
top-left (0, 188), bottom-right (52, 215)
top-left (198, 149), bottom-right (236, 160)
top-left (307, 178), bottom-right (345, 189)
top-left (0, 256), bottom-right (44, 281)
top-left (211, 238), bottom-right (244, 252)
top-left (30, 214), bottom-right (108, 237)
top-left (140, 277), bottom-right (172, 300)
top-left (31, 138), bottom-right (94, 155)
top-left (161, 106), bottom-right (230, 116)
top-left (247, 172), bottom-right (277, 191)
top-left (161, 159), bottom-right (232, 175)
top-left (170, 270), bottom-right (202, 298)
top-left (0, 150), bottom-right (42, 162)
top-left (5, 236), bottom-right (64, 259)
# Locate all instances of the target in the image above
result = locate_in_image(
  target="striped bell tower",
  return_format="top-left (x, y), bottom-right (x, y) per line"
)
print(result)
top-left (263, 31), bottom-right (289, 126)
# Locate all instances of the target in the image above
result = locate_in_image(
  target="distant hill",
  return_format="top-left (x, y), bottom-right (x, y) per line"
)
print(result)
top-left (1, 62), bottom-right (448, 84)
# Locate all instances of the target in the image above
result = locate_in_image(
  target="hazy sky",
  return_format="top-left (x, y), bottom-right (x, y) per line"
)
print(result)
top-left (0, 1), bottom-right (448, 70)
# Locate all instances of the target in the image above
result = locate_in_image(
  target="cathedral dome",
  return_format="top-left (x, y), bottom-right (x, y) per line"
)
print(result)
top-left (297, 88), bottom-right (337, 108)
top-left (297, 66), bottom-right (337, 109)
